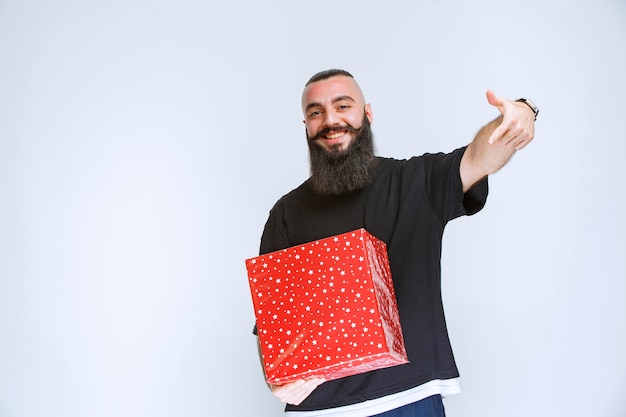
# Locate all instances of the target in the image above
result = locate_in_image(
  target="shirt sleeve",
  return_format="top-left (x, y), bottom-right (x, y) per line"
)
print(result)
top-left (259, 202), bottom-right (291, 255)
top-left (422, 146), bottom-right (488, 224)
top-left (253, 202), bottom-right (291, 336)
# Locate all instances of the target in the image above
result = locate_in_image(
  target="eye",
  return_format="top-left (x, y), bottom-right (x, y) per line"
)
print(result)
top-left (308, 110), bottom-right (322, 118)
top-left (337, 103), bottom-right (352, 111)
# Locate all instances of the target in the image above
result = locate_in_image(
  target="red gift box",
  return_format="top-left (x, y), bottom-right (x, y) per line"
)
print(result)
top-left (246, 228), bottom-right (408, 385)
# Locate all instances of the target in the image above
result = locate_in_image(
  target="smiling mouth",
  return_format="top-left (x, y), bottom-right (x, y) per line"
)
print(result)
top-left (323, 130), bottom-right (348, 141)
top-left (309, 124), bottom-right (359, 143)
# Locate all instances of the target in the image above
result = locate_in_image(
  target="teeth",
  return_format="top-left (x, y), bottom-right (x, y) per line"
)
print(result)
top-left (325, 132), bottom-right (345, 140)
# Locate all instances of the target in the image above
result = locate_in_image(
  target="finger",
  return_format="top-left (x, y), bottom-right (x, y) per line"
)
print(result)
top-left (514, 134), bottom-right (533, 150)
top-left (503, 128), bottom-right (534, 150)
top-left (505, 121), bottom-right (534, 149)
top-left (496, 127), bottom-right (525, 148)
top-left (515, 141), bottom-right (528, 151)
top-left (269, 380), bottom-right (302, 402)
top-left (270, 378), bottom-right (325, 405)
top-left (486, 89), bottom-right (504, 112)
top-left (488, 126), bottom-right (503, 145)
top-left (485, 91), bottom-right (511, 145)
top-left (291, 383), bottom-right (316, 405)
top-left (488, 116), bottom-right (514, 145)
top-left (286, 379), bottom-right (324, 405)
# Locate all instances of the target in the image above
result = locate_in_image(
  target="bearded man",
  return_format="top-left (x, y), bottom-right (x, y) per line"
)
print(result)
top-left (253, 69), bottom-right (537, 416)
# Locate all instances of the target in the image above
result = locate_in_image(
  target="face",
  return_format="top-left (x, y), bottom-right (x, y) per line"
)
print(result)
top-left (307, 111), bottom-right (378, 195)
top-left (302, 76), bottom-right (373, 153)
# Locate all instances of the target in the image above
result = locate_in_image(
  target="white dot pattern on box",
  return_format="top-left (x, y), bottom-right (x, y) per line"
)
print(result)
top-left (246, 228), bottom-right (408, 385)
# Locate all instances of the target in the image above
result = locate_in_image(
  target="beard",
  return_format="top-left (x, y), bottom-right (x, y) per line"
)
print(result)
top-left (307, 113), bottom-right (378, 196)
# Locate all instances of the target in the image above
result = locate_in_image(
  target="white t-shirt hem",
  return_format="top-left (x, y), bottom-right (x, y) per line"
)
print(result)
top-left (284, 378), bottom-right (461, 417)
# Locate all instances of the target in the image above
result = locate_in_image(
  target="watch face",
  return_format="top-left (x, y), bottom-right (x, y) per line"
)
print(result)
top-left (517, 98), bottom-right (539, 118)
top-left (525, 99), bottom-right (538, 112)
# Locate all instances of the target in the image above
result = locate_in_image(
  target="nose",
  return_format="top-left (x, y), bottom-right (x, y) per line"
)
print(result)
top-left (323, 109), bottom-right (340, 126)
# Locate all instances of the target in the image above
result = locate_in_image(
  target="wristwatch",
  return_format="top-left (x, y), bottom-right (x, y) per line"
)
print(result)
top-left (515, 98), bottom-right (539, 120)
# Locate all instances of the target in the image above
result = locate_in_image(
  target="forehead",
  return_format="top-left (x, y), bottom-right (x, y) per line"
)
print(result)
top-left (301, 76), bottom-right (365, 112)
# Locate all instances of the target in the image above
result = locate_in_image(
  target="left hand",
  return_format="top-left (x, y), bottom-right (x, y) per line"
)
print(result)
top-left (486, 90), bottom-right (535, 150)
top-left (268, 378), bottom-right (326, 405)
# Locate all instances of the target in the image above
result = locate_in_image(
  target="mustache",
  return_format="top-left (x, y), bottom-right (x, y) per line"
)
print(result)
top-left (307, 124), bottom-right (362, 142)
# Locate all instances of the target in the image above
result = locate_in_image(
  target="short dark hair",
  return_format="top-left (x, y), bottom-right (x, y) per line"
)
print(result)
top-left (305, 69), bottom-right (354, 86)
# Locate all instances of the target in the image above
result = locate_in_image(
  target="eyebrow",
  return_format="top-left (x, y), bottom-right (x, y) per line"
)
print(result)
top-left (305, 95), bottom-right (357, 113)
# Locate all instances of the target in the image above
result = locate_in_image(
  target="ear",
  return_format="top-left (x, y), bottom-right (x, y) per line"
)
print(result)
top-left (364, 103), bottom-right (373, 124)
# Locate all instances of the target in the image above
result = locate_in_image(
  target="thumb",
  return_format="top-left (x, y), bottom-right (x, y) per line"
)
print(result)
top-left (486, 89), bottom-right (504, 112)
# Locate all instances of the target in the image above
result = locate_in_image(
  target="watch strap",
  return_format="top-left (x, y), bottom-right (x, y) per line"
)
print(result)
top-left (515, 98), bottom-right (539, 120)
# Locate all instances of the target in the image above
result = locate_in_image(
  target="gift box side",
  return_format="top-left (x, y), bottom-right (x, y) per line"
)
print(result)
top-left (267, 351), bottom-right (410, 385)
top-left (363, 232), bottom-right (409, 362)
top-left (245, 250), bottom-right (297, 383)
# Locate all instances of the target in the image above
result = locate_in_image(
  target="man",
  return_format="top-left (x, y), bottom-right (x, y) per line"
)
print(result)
top-left (254, 69), bottom-right (537, 416)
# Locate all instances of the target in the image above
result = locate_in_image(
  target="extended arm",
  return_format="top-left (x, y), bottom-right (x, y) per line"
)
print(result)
top-left (460, 90), bottom-right (536, 192)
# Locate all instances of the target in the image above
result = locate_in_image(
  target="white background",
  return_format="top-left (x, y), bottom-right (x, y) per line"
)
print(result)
top-left (1, 1), bottom-right (625, 416)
